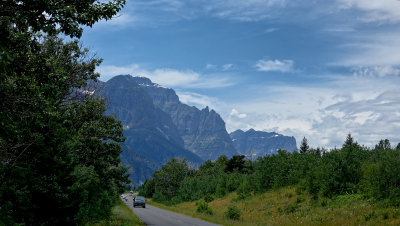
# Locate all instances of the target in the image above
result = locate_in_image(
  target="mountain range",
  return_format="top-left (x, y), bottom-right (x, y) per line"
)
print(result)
top-left (96, 75), bottom-right (297, 184)
top-left (230, 129), bottom-right (297, 158)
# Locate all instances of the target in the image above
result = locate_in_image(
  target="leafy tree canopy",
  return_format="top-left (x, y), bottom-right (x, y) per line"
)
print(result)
top-left (0, 0), bottom-right (126, 38)
top-left (0, 0), bottom-right (128, 224)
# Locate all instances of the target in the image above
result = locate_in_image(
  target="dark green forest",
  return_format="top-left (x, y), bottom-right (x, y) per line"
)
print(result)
top-left (0, 1), bottom-right (129, 224)
top-left (140, 135), bottom-right (400, 208)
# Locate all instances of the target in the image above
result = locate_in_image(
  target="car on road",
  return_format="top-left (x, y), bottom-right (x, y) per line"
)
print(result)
top-left (121, 194), bottom-right (129, 201)
top-left (133, 196), bottom-right (146, 208)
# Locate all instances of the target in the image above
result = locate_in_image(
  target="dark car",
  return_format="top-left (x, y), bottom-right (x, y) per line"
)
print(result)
top-left (133, 196), bottom-right (146, 208)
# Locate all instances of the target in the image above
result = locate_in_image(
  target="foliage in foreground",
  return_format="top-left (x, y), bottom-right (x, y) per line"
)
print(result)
top-left (0, 1), bottom-right (129, 224)
top-left (87, 199), bottom-right (144, 226)
top-left (196, 200), bottom-right (213, 215)
top-left (140, 135), bottom-right (400, 208)
top-left (148, 187), bottom-right (400, 226)
top-left (224, 204), bottom-right (241, 220)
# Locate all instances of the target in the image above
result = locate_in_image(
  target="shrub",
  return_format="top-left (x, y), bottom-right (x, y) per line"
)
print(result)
top-left (364, 211), bottom-right (376, 221)
top-left (382, 211), bottom-right (390, 220)
top-left (285, 204), bottom-right (298, 214)
top-left (225, 204), bottom-right (241, 220)
top-left (203, 194), bottom-right (215, 203)
top-left (279, 204), bottom-right (298, 214)
top-left (237, 178), bottom-right (252, 200)
top-left (296, 197), bottom-right (303, 204)
top-left (196, 200), bottom-right (213, 215)
top-left (152, 191), bottom-right (165, 203)
top-left (216, 184), bottom-right (227, 198)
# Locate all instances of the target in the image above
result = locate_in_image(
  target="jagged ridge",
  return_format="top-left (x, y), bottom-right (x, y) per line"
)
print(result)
top-left (132, 76), bottom-right (239, 160)
top-left (230, 129), bottom-right (297, 158)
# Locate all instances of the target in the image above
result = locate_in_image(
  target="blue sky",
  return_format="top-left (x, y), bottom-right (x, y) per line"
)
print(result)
top-left (82, 0), bottom-right (400, 148)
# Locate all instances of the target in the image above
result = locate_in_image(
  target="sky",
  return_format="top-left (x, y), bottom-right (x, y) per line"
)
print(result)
top-left (81, 0), bottom-right (400, 149)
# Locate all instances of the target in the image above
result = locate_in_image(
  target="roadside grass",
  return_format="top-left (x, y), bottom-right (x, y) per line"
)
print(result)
top-left (87, 198), bottom-right (144, 226)
top-left (148, 186), bottom-right (400, 225)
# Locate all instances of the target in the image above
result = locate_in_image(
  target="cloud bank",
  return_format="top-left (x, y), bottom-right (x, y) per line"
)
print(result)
top-left (97, 64), bottom-right (235, 89)
top-left (223, 75), bottom-right (400, 148)
top-left (255, 59), bottom-right (294, 72)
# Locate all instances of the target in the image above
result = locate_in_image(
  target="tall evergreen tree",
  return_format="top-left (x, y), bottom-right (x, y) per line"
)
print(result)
top-left (299, 137), bottom-right (309, 154)
top-left (376, 139), bottom-right (391, 150)
top-left (343, 133), bottom-right (355, 147)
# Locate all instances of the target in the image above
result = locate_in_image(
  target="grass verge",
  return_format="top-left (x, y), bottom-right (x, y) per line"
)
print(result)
top-left (148, 186), bottom-right (400, 226)
top-left (87, 198), bottom-right (144, 226)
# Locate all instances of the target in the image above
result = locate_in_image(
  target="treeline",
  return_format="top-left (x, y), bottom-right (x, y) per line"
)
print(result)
top-left (0, 1), bottom-right (129, 225)
top-left (140, 135), bottom-right (400, 207)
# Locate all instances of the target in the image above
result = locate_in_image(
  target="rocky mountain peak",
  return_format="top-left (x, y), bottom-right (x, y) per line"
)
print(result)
top-left (107, 74), bottom-right (138, 87)
top-left (132, 76), bottom-right (166, 88)
top-left (230, 129), bottom-right (297, 157)
top-left (135, 77), bottom-right (239, 160)
top-left (97, 75), bottom-right (203, 184)
top-left (202, 106), bottom-right (210, 112)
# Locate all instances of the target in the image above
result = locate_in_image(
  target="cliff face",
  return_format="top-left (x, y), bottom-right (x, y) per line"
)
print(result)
top-left (132, 77), bottom-right (239, 160)
top-left (230, 129), bottom-right (298, 158)
top-left (97, 75), bottom-right (203, 184)
top-left (95, 75), bottom-right (298, 184)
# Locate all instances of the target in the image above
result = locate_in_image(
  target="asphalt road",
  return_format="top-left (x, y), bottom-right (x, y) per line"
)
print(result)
top-left (122, 196), bottom-right (220, 226)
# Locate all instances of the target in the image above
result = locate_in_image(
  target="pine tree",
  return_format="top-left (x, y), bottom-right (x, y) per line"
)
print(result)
top-left (376, 139), bottom-right (391, 150)
top-left (344, 133), bottom-right (355, 147)
top-left (300, 137), bottom-right (309, 154)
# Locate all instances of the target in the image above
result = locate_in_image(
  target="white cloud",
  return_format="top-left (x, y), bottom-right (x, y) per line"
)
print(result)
top-left (230, 109), bottom-right (247, 119)
top-left (96, 64), bottom-right (141, 81)
top-left (352, 65), bottom-right (400, 77)
top-left (92, 13), bottom-right (138, 29)
top-left (146, 68), bottom-right (200, 87)
top-left (336, 0), bottom-right (400, 23)
top-left (134, 0), bottom-right (185, 12)
top-left (222, 75), bottom-right (400, 149)
top-left (96, 64), bottom-right (235, 89)
top-left (205, 64), bottom-right (217, 70)
top-left (176, 91), bottom-right (220, 110)
top-left (203, 0), bottom-right (289, 22)
top-left (100, 0), bottom-right (400, 30)
top-left (205, 63), bottom-right (234, 71)
top-left (265, 28), bottom-right (278, 33)
top-left (222, 64), bottom-right (234, 71)
top-left (323, 25), bottom-right (355, 33)
top-left (255, 59), bottom-right (294, 72)
top-left (334, 32), bottom-right (400, 67)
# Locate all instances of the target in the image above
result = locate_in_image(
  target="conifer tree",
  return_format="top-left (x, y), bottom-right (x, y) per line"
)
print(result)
top-left (376, 139), bottom-right (391, 150)
top-left (344, 133), bottom-right (355, 147)
top-left (299, 137), bottom-right (309, 154)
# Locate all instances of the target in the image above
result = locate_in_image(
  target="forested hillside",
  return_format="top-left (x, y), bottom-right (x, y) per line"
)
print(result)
top-left (140, 135), bottom-right (400, 212)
